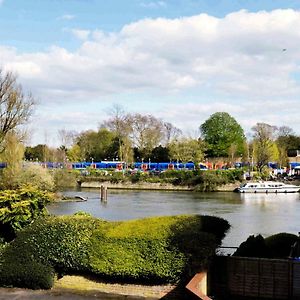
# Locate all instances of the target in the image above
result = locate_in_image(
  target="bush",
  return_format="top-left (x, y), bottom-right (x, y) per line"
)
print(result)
top-left (0, 185), bottom-right (54, 241)
top-left (234, 233), bottom-right (298, 259)
top-left (14, 215), bottom-right (103, 273)
top-left (89, 215), bottom-right (230, 283)
top-left (233, 235), bottom-right (269, 258)
top-left (0, 259), bottom-right (55, 289)
top-left (265, 232), bottom-right (298, 258)
top-left (0, 214), bottom-right (230, 288)
top-left (17, 164), bottom-right (55, 191)
top-left (53, 169), bottom-right (79, 189)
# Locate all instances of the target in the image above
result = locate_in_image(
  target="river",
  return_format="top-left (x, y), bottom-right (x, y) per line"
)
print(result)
top-left (48, 188), bottom-right (300, 250)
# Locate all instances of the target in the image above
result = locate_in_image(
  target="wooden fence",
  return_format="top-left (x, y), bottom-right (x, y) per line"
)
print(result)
top-left (209, 256), bottom-right (300, 300)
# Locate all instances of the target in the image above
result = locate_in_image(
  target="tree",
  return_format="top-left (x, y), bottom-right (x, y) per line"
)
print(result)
top-left (149, 145), bottom-right (171, 162)
top-left (163, 122), bottom-right (182, 145)
top-left (0, 132), bottom-right (25, 189)
top-left (0, 69), bottom-right (34, 149)
top-left (24, 144), bottom-right (50, 162)
top-left (76, 128), bottom-right (118, 162)
top-left (130, 113), bottom-right (164, 158)
top-left (200, 112), bottom-right (245, 157)
top-left (101, 104), bottom-right (133, 162)
top-left (252, 123), bottom-right (277, 171)
top-left (169, 138), bottom-right (205, 165)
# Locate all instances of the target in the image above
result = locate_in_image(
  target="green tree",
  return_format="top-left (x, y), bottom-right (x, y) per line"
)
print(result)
top-left (0, 132), bottom-right (25, 189)
top-left (76, 128), bottom-right (117, 161)
top-left (169, 138), bottom-right (205, 165)
top-left (200, 112), bottom-right (245, 158)
top-left (252, 122), bottom-right (277, 172)
top-left (149, 145), bottom-right (171, 162)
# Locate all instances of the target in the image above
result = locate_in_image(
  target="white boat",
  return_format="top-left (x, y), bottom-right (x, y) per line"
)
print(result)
top-left (237, 181), bottom-right (300, 193)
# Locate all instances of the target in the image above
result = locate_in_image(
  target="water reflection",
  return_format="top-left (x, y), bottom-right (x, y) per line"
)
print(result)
top-left (48, 189), bottom-right (300, 249)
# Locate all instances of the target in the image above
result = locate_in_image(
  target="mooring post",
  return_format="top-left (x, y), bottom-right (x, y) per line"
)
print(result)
top-left (100, 185), bottom-right (107, 202)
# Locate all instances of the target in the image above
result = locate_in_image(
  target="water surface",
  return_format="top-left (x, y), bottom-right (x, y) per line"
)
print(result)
top-left (48, 188), bottom-right (300, 248)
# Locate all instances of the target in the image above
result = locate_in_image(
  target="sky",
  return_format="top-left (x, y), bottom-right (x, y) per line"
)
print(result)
top-left (1, 0), bottom-right (300, 146)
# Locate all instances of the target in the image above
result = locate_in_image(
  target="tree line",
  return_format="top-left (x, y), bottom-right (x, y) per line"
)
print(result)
top-left (0, 68), bottom-right (298, 172)
top-left (25, 109), bottom-right (300, 171)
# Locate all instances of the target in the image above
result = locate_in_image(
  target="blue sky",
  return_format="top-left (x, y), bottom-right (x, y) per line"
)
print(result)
top-left (1, 0), bottom-right (300, 146)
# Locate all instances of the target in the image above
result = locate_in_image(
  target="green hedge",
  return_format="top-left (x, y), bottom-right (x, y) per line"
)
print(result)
top-left (12, 215), bottom-right (103, 272)
top-left (0, 214), bottom-right (230, 288)
top-left (89, 215), bottom-right (230, 283)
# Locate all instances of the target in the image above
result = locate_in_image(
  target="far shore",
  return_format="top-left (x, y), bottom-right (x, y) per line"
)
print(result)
top-left (78, 181), bottom-right (240, 192)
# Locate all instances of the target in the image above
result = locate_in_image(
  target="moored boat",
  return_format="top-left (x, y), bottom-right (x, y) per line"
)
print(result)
top-left (237, 181), bottom-right (300, 193)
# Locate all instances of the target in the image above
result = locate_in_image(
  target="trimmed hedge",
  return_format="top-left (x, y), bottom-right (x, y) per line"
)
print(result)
top-left (89, 215), bottom-right (230, 283)
top-left (12, 215), bottom-right (103, 272)
top-left (0, 214), bottom-right (230, 288)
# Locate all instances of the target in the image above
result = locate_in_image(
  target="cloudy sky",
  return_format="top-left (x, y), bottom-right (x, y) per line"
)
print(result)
top-left (1, 0), bottom-right (300, 146)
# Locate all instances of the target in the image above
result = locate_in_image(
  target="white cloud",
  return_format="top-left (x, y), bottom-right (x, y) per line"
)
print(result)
top-left (70, 28), bottom-right (90, 40)
top-left (59, 14), bottom-right (76, 20)
top-left (140, 1), bottom-right (166, 9)
top-left (2, 9), bottom-right (300, 143)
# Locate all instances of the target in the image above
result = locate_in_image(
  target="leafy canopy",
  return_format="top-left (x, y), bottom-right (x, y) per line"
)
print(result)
top-left (200, 112), bottom-right (245, 157)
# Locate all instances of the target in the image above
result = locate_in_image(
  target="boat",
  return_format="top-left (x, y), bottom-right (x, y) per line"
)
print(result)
top-left (237, 181), bottom-right (300, 193)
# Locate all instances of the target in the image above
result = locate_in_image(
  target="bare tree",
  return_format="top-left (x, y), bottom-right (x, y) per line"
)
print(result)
top-left (0, 69), bottom-right (34, 149)
top-left (58, 129), bottom-right (77, 148)
top-left (163, 122), bottom-right (182, 145)
top-left (100, 104), bottom-right (133, 161)
top-left (130, 113), bottom-right (164, 156)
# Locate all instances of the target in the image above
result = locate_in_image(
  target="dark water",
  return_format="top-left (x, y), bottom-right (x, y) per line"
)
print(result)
top-left (47, 188), bottom-right (300, 249)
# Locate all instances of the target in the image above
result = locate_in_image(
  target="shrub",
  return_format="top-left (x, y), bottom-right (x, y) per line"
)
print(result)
top-left (53, 169), bottom-right (79, 189)
top-left (17, 164), bottom-right (55, 191)
top-left (14, 215), bottom-right (103, 273)
top-left (0, 185), bottom-right (54, 241)
top-left (0, 214), bottom-right (230, 288)
top-left (265, 232), bottom-right (298, 258)
top-left (89, 215), bottom-right (230, 283)
top-left (234, 233), bottom-right (298, 259)
top-left (0, 258), bottom-right (55, 289)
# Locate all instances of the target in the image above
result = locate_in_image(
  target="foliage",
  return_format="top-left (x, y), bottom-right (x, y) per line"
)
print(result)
top-left (265, 232), bottom-right (298, 258)
top-left (9, 215), bottom-right (102, 273)
top-left (158, 169), bottom-right (243, 191)
top-left (0, 214), bottom-right (229, 288)
top-left (89, 215), bottom-right (230, 283)
top-left (234, 233), bottom-right (298, 259)
top-left (0, 132), bottom-right (25, 189)
top-left (149, 145), bottom-right (170, 162)
top-left (252, 122), bottom-right (277, 172)
top-left (52, 168), bottom-right (79, 189)
top-left (0, 185), bottom-right (54, 240)
top-left (0, 256), bottom-right (55, 289)
top-left (169, 138), bottom-right (205, 164)
top-left (200, 112), bottom-right (245, 157)
top-left (17, 163), bottom-right (55, 191)
top-left (24, 144), bottom-right (48, 161)
top-left (76, 128), bottom-right (118, 162)
top-left (233, 235), bottom-right (269, 258)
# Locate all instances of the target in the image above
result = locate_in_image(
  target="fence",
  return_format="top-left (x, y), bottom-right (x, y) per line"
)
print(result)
top-left (209, 256), bottom-right (300, 300)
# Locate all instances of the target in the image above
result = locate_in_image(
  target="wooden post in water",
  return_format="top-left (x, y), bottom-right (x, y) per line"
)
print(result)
top-left (100, 185), bottom-right (107, 202)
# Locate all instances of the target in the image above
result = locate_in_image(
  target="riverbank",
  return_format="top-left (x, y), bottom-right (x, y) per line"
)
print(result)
top-left (80, 181), bottom-right (240, 192)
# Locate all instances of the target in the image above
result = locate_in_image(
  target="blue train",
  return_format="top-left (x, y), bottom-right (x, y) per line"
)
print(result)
top-left (70, 161), bottom-right (208, 171)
